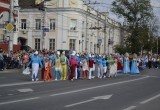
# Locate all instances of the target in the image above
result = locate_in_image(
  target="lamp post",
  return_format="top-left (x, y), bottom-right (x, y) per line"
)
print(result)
top-left (108, 28), bottom-right (112, 55)
top-left (8, 0), bottom-right (14, 52)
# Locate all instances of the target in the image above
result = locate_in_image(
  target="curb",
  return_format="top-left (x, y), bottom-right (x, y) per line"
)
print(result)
top-left (0, 69), bottom-right (22, 73)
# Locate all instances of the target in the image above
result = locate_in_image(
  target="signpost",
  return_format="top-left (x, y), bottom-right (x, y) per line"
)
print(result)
top-left (6, 23), bottom-right (14, 32)
top-left (98, 37), bottom-right (102, 45)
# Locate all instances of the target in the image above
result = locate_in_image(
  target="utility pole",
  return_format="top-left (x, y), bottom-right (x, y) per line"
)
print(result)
top-left (104, 14), bottom-right (107, 54)
top-left (108, 28), bottom-right (111, 56)
top-left (42, 0), bottom-right (48, 50)
top-left (8, 0), bottom-right (14, 52)
top-left (85, 14), bottom-right (88, 52)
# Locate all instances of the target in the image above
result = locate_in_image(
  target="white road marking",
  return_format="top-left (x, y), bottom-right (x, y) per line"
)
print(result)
top-left (8, 94), bottom-right (14, 96)
top-left (65, 98), bottom-right (97, 107)
top-left (0, 81), bottom-right (44, 88)
top-left (18, 88), bottom-right (33, 93)
top-left (65, 95), bottom-right (112, 107)
top-left (123, 106), bottom-right (137, 110)
top-left (140, 94), bottom-right (160, 104)
top-left (50, 76), bottom-right (149, 97)
top-left (0, 97), bottom-right (40, 105)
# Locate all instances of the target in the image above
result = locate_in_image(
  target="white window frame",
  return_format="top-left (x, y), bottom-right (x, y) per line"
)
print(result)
top-left (70, 39), bottom-right (76, 50)
top-left (49, 39), bottom-right (55, 50)
top-left (70, 19), bottom-right (77, 31)
top-left (35, 38), bottom-right (41, 50)
top-left (50, 19), bottom-right (55, 30)
top-left (21, 19), bottom-right (26, 30)
top-left (35, 19), bottom-right (41, 30)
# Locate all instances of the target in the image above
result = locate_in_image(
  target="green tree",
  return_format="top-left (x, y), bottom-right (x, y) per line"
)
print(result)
top-left (111, 0), bottom-right (154, 53)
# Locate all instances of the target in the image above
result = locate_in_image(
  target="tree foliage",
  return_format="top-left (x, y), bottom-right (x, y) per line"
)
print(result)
top-left (111, 0), bottom-right (155, 53)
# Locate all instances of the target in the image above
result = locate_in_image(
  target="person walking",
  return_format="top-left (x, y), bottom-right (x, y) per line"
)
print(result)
top-left (54, 51), bottom-right (62, 80)
top-left (123, 53), bottom-right (130, 74)
top-left (28, 51), bottom-right (42, 81)
top-left (81, 54), bottom-right (89, 80)
top-left (0, 48), bottom-right (4, 71)
top-left (60, 51), bottom-right (69, 80)
top-left (88, 55), bottom-right (95, 79)
top-left (22, 52), bottom-right (29, 69)
top-left (44, 57), bottom-right (52, 81)
top-left (130, 54), bottom-right (140, 74)
top-left (96, 55), bottom-right (103, 78)
top-left (69, 54), bottom-right (78, 81)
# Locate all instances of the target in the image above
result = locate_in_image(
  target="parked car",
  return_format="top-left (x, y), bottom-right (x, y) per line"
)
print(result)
top-left (20, 45), bottom-right (31, 51)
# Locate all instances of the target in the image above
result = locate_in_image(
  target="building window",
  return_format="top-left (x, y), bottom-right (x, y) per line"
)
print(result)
top-left (70, 19), bottom-right (77, 31)
top-left (35, 19), bottom-right (41, 30)
top-left (49, 39), bottom-right (55, 50)
top-left (90, 42), bottom-right (92, 52)
top-left (21, 19), bottom-right (26, 29)
top-left (35, 38), bottom-right (40, 50)
top-left (50, 19), bottom-right (55, 30)
top-left (69, 39), bottom-right (76, 50)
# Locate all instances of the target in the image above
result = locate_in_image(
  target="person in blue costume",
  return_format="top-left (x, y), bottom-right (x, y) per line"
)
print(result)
top-left (131, 53), bottom-right (140, 74)
top-left (123, 52), bottom-right (130, 74)
top-left (49, 52), bottom-right (56, 68)
top-left (28, 51), bottom-right (42, 81)
top-left (96, 55), bottom-right (103, 78)
top-left (54, 51), bottom-right (62, 80)
top-left (102, 57), bottom-right (107, 78)
top-left (76, 53), bottom-right (81, 79)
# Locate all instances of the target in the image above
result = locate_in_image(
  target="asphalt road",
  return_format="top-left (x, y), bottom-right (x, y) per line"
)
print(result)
top-left (0, 68), bottom-right (160, 110)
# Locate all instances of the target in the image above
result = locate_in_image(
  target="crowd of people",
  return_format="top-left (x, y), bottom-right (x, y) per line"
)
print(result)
top-left (0, 48), bottom-right (160, 82)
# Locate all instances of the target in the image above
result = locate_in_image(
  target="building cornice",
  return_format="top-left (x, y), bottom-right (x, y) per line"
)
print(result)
top-left (19, 7), bottom-right (121, 29)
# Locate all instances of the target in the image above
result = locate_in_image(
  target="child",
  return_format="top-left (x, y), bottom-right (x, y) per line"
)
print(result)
top-left (44, 57), bottom-right (52, 81)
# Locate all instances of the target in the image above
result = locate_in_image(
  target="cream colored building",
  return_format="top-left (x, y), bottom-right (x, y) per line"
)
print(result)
top-left (4, 0), bottom-right (122, 54)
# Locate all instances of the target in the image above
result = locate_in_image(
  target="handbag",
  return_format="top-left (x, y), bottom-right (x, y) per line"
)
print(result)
top-left (22, 67), bottom-right (31, 75)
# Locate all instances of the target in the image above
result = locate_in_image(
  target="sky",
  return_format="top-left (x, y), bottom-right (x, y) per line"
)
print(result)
top-left (84, 0), bottom-right (160, 24)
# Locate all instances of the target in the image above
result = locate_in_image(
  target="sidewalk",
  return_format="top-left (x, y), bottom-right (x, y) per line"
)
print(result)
top-left (0, 68), bottom-right (22, 73)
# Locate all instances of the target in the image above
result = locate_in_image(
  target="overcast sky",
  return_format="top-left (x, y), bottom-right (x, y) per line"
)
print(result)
top-left (84, 0), bottom-right (160, 24)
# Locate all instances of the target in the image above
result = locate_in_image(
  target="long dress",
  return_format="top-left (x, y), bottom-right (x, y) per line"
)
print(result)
top-left (117, 57), bottom-right (123, 73)
top-left (131, 58), bottom-right (140, 74)
top-left (123, 57), bottom-right (130, 73)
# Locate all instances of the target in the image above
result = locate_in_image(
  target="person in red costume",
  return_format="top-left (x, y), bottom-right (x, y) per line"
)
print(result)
top-left (69, 55), bottom-right (78, 81)
top-left (117, 54), bottom-right (123, 73)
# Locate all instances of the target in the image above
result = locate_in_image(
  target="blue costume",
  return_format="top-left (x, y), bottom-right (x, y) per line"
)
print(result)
top-left (123, 57), bottom-right (130, 73)
top-left (102, 58), bottom-right (107, 78)
top-left (131, 58), bottom-right (140, 74)
top-left (28, 52), bottom-right (42, 81)
top-left (96, 57), bottom-right (103, 78)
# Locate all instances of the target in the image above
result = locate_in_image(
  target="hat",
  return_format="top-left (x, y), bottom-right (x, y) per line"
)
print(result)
top-left (62, 51), bottom-right (65, 54)
top-left (125, 52), bottom-right (129, 57)
top-left (34, 51), bottom-right (38, 55)
top-left (71, 51), bottom-right (76, 56)
top-left (45, 57), bottom-right (49, 61)
top-left (57, 51), bottom-right (60, 55)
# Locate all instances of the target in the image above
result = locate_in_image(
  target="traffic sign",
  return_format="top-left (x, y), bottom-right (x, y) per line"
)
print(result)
top-left (98, 38), bottom-right (102, 44)
top-left (6, 23), bottom-right (14, 31)
top-left (43, 28), bottom-right (49, 32)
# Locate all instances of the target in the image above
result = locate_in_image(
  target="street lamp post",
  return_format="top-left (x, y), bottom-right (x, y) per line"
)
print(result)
top-left (8, 0), bottom-right (14, 52)
top-left (108, 28), bottom-right (112, 55)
